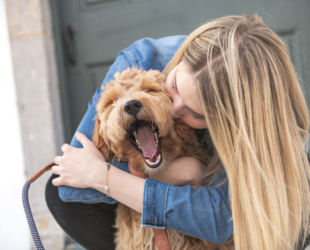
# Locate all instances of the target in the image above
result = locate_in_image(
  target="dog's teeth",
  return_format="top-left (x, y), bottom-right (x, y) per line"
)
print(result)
top-left (133, 131), bottom-right (137, 138)
top-left (156, 155), bottom-right (161, 164)
top-left (145, 154), bottom-right (161, 166)
top-left (155, 133), bottom-right (158, 146)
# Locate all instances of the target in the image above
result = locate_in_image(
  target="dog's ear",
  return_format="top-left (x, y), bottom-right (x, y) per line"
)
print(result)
top-left (174, 118), bottom-right (196, 139)
top-left (93, 117), bottom-right (114, 161)
top-left (145, 69), bottom-right (166, 86)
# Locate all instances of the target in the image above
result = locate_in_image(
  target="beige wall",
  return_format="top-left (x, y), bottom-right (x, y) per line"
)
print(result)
top-left (4, 0), bottom-right (65, 249)
top-left (0, 0), bottom-right (30, 248)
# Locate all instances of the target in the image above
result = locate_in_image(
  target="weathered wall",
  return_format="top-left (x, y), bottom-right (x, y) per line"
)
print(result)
top-left (0, 0), bottom-right (30, 248)
top-left (4, 0), bottom-right (65, 249)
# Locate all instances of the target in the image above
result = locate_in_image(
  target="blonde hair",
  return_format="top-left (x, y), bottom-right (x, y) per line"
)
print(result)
top-left (163, 15), bottom-right (310, 249)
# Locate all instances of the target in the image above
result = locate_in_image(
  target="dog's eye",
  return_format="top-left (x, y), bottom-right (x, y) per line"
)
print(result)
top-left (103, 100), bottom-right (113, 109)
top-left (105, 102), bottom-right (113, 108)
top-left (144, 89), bottom-right (155, 93)
top-left (139, 80), bottom-right (163, 93)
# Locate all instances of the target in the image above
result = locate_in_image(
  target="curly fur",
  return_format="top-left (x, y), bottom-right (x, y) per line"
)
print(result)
top-left (92, 67), bottom-right (234, 250)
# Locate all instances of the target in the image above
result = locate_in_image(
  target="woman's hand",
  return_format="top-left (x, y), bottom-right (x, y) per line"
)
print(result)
top-left (52, 132), bottom-right (107, 188)
top-left (150, 156), bottom-right (205, 189)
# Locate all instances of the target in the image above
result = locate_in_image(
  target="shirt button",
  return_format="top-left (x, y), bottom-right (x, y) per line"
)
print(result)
top-left (154, 218), bottom-right (157, 225)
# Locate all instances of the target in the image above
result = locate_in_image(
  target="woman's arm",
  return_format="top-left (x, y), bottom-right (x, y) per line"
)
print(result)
top-left (52, 132), bottom-right (233, 244)
top-left (52, 133), bottom-right (199, 213)
top-left (150, 156), bottom-right (206, 189)
top-left (95, 165), bottom-right (145, 213)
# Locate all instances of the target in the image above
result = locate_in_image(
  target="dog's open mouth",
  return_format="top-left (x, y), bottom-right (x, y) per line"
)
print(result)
top-left (126, 120), bottom-right (162, 168)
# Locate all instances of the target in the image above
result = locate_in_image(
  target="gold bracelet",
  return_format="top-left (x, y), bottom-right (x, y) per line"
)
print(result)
top-left (104, 163), bottom-right (111, 196)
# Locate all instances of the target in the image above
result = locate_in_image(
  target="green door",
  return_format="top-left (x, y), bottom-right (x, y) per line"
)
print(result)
top-left (50, 0), bottom-right (310, 143)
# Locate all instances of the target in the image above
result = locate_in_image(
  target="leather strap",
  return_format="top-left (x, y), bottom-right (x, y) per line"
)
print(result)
top-left (29, 162), bottom-right (56, 183)
top-left (128, 162), bottom-right (171, 250)
top-left (152, 228), bottom-right (172, 250)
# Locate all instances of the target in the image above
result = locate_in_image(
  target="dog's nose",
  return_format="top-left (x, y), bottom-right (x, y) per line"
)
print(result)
top-left (124, 100), bottom-right (142, 117)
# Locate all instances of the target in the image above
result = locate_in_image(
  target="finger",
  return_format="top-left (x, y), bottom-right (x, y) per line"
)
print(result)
top-left (75, 132), bottom-right (93, 148)
top-left (61, 143), bottom-right (72, 153)
top-left (52, 176), bottom-right (63, 186)
top-left (51, 166), bottom-right (61, 175)
top-left (54, 156), bottom-right (62, 165)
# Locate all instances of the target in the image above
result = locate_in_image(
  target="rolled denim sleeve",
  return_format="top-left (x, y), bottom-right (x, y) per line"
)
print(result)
top-left (58, 49), bottom-right (137, 204)
top-left (141, 169), bottom-right (233, 244)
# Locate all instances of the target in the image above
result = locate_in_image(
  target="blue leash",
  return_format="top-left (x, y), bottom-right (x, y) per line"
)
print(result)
top-left (22, 162), bottom-right (55, 250)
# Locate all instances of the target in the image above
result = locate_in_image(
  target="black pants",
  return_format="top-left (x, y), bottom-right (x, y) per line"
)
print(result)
top-left (45, 174), bottom-right (117, 250)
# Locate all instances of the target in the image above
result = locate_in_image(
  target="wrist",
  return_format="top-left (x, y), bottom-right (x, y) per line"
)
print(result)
top-left (103, 163), bottom-right (111, 195)
top-left (92, 163), bottom-right (145, 213)
top-left (91, 162), bottom-right (110, 191)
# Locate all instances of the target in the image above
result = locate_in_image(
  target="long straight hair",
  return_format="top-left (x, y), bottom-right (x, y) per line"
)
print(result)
top-left (163, 15), bottom-right (310, 249)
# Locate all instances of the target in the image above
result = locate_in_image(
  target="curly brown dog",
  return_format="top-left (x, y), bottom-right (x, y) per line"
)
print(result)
top-left (92, 67), bottom-right (234, 250)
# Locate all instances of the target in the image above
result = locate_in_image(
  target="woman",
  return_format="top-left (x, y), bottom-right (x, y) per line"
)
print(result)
top-left (46, 15), bottom-right (310, 249)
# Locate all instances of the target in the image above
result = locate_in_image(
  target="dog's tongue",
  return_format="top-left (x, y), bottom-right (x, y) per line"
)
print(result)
top-left (136, 124), bottom-right (157, 159)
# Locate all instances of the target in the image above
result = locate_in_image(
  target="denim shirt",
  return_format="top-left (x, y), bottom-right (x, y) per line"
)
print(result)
top-left (58, 35), bottom-right (233, 244)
